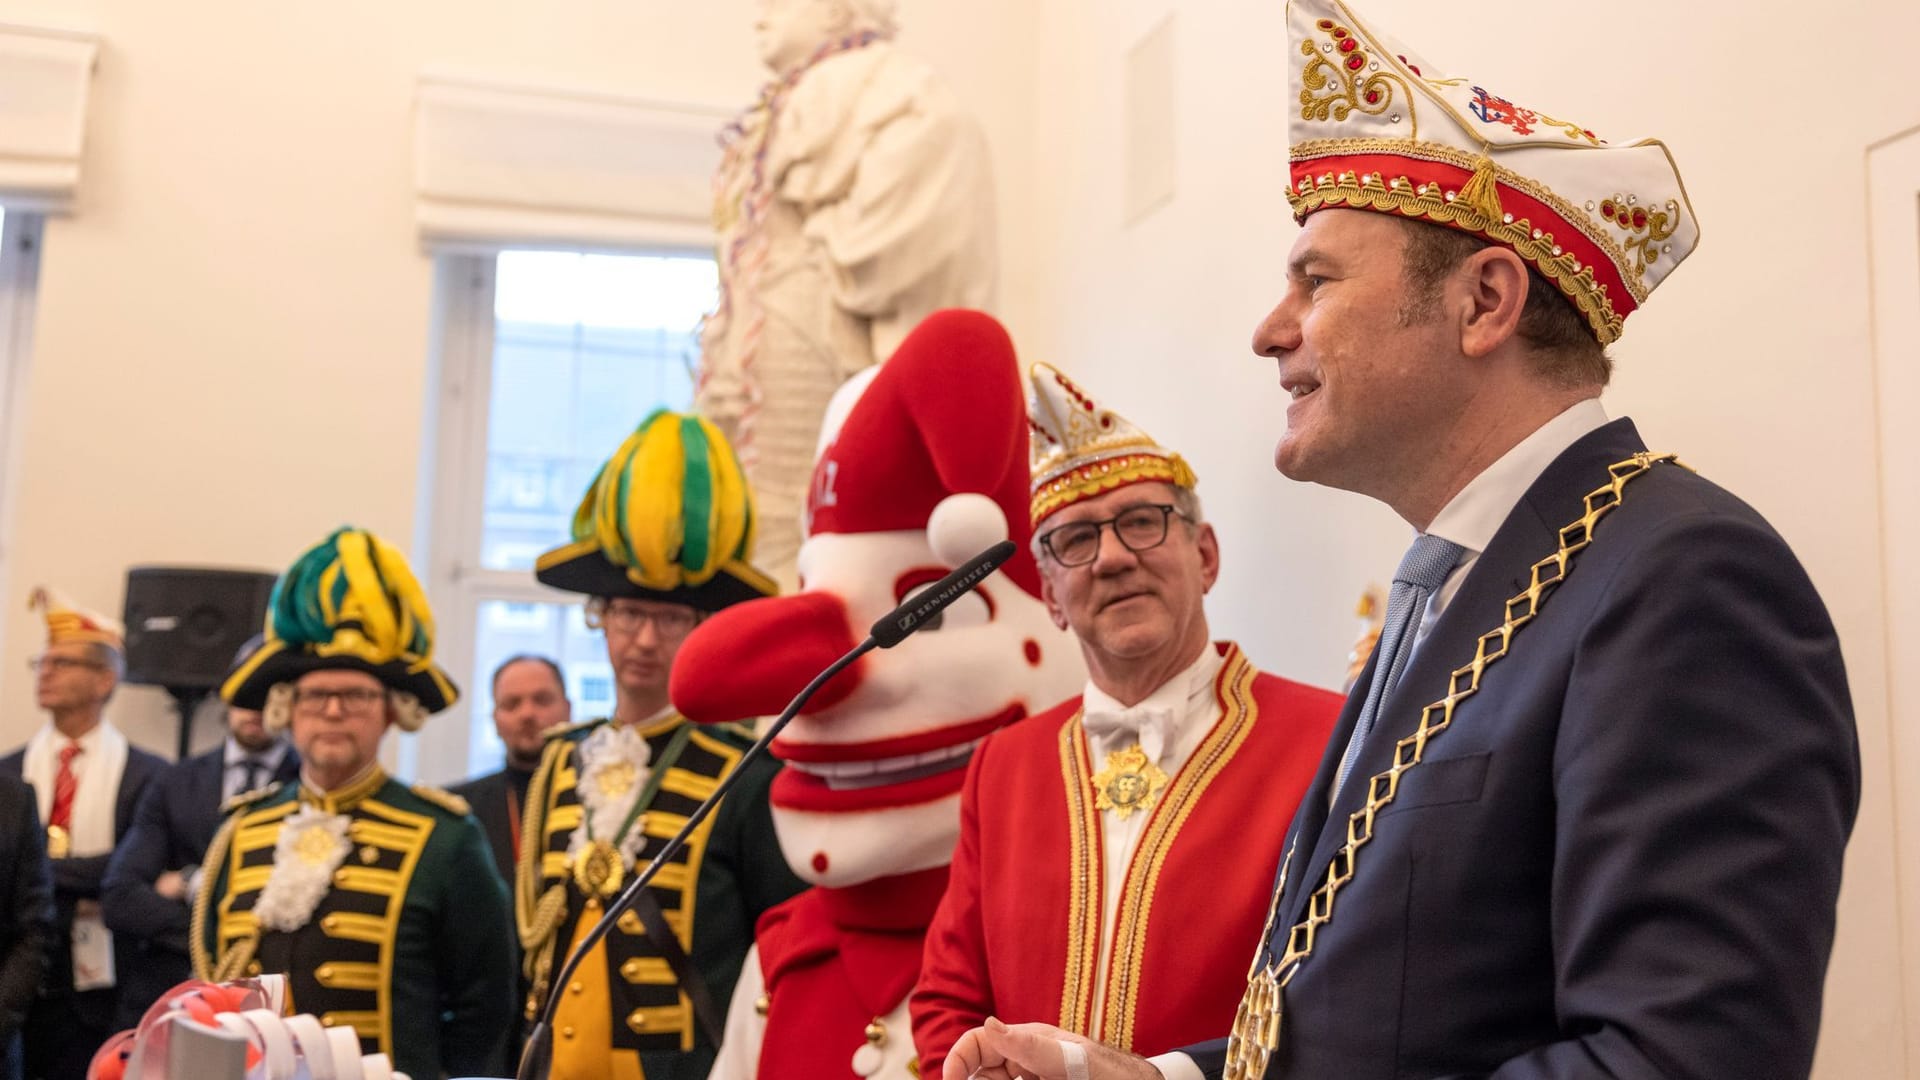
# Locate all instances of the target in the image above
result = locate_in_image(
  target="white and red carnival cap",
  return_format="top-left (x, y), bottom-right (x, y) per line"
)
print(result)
top-left (1285, 0), bottom-right (1700, 345)
top-left (1028, 361), bottom-right (1197, 527)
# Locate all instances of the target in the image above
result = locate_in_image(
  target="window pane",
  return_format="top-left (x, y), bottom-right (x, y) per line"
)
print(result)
top-left (466, 598), bottom-right (621, 776)
top-left (480, 250), bottom-right (716, 571)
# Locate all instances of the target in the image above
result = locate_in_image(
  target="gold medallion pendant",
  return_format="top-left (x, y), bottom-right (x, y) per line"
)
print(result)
top-left (1091, 744), bottom-right (1169, 820)
top-left (594, 760), bottom-right (637, 800)
top-left (46, 824), bottom-right (69, 859)
top-left (291, 823), bottom-right (340, 867)
top-left (571, 839), bottom-right (626, 899)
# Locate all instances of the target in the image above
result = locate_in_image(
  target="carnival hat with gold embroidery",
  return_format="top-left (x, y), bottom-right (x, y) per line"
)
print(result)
top-left (1285, 0), bottom-right (1699, 345)
top-left (221, 527), bottom-right (457, 725)
top-left (29, 586), bottom-right (125, 652)
top-left (1029, 361), bottom-right (1198, 525)
top-left (534, 409), bottom-right (777, 611)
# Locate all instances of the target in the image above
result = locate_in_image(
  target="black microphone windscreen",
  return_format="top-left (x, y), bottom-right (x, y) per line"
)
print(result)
top-left (868, 540), bottom-right (1017, 649)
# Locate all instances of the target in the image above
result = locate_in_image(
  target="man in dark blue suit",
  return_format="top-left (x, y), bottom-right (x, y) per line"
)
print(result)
top-left (447, 653), bottom-right (572, 888)
top-left (938, 3), bottom-right (1858, 1079)
top-left (447, 653), bottom-right (570, 1062)
top-left (1, 588), bottom-right (166, 1080)
top-left (101, 695), bottom-right (298, 1028)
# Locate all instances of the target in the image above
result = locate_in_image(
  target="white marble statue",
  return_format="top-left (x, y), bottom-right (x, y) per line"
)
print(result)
top-left (699, 0), bottom-right (998, 590)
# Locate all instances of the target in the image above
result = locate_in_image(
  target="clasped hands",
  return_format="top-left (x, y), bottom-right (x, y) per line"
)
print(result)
top-left (943, 1017), bottom-right (1164, 1080)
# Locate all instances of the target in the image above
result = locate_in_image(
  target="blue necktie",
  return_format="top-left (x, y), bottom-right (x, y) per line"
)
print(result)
top-left (1330, 533), bottom-right (1466, 804)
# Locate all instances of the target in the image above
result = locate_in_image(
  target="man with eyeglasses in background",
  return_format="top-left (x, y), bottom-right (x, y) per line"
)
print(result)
top-left (911, 365), bottom-right (1341, 1072)
top-left (194, 528), bottom-right (515, 1080)
top-left (519, 411), bottom-right (803, 1080)
top-left (1, 588), bottom-right (164, 1080)
top-left (450, 652), bottom-right (573, 1066)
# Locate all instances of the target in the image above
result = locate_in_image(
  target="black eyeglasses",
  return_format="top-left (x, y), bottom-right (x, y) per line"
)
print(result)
top-left (291, 687), bottom-right (385, 716)
top-left (1037, 504), bottom-right (1189, 567)
top-left (584, 599), bottom-right (703, 640)
top-left (26, 655), bottom-right (104, 674)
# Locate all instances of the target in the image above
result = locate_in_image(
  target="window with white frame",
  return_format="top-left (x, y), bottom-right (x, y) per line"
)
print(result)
top-left (419, 248), bottom-right (718, 782)
top-left (0, 207), bottom-right (47, 626)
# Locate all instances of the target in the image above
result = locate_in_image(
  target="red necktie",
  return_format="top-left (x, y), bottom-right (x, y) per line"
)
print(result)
top-left (48, 740), bottom-right (82, 831)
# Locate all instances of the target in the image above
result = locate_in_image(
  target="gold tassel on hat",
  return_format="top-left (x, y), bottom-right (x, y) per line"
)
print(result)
top-left (1455, 153), bottom-right (1505, 226)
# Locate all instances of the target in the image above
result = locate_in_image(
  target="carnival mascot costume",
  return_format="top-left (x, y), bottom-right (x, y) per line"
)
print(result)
top-left (673, 309), bottom-right (1085, 1079)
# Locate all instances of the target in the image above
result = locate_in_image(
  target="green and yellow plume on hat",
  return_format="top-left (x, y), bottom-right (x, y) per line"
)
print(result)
top-left (535, 409), bottom-right (777, 610)
top-left (222, 527), bottom-right (458, 723)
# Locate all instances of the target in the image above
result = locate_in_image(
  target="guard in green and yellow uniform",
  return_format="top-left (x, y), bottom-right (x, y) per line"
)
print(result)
top-left (520, 410), bottom-right (804, 1080)
top-left (192, 527), bottom-right (516, 1079)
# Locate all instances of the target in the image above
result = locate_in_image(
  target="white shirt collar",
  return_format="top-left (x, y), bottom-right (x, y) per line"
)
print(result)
top-left (1425, 398), bottom-right (1610, 558)
top-left (1081, 641), bottom-right (1224, 726)
top-left (36, 718), bottom-right (106, 755)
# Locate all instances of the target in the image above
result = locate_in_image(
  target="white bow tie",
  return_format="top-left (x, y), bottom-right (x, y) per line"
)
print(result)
top-left (1082, 703), bottom-right (1176, 765)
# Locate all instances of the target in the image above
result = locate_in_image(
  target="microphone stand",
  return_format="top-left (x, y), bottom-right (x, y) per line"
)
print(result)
top-left (516, 540), bottom-right (1016, 1080)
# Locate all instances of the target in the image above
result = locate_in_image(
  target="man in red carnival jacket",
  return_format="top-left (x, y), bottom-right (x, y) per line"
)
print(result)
top-left (911, 363), bottom-right (1342, 1074)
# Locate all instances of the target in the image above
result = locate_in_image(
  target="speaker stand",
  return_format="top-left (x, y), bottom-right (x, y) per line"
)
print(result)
top-left (164, 686), bottom-right (212, 761)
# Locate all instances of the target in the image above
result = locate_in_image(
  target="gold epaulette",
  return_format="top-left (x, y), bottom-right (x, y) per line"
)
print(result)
top-left (221, 782), bottom-right (282, 815)
top-left (410, 782), bottom-right (471, 817)
top-left (542, 717), bottom-right (607, 742)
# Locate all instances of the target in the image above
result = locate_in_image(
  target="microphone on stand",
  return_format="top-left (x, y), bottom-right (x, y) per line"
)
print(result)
top-left (515, 540), bottom-right (1019, 1080)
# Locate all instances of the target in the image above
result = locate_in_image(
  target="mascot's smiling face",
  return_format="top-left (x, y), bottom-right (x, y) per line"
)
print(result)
top-left (669, 310), bottom-right (1084, 887)
top-left (764, 524), bottom-right (1078, 887)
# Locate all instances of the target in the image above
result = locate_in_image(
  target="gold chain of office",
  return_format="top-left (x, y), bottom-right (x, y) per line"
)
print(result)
top-left (1222, 451), bottom-right (1688, 1080)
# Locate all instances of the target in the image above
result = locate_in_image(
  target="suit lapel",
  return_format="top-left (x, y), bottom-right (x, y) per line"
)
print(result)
top-left (194, 750), bottom-right (223, 810)
top-left (1283, 418), bottom-right (1648, 928)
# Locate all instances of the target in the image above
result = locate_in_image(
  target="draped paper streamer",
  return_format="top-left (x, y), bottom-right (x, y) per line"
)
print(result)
top-left (705, 28), bottom-right (891, 468)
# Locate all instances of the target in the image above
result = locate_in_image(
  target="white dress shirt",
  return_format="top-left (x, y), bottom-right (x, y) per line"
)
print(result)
top-left (1080, 643), bottom-right (1226, 1038)
top-left (222, 736), bottom-right (293, 802)
top-left (1417, 397), bottom-right (1609, 644)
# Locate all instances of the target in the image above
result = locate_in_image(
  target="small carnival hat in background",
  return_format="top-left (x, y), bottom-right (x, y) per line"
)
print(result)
top-left (1028, 360), bottom-right (1198, 527)
top-left (30, 586), bottom-right (125, 652)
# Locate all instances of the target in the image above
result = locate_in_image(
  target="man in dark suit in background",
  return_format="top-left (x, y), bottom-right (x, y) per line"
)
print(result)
top-left (449, 652), bottom-right (571, 1055)
top-left (1, 588), bottom-right (166, 1080)
top-left (102, 673), bottom-right (299, 1028)
top-left (449, 653), bottom-right (572, 888)
top-left (0, 773), bottom-right (55, 1080)
top-left (940, 2), bottom-right (1858, 1078)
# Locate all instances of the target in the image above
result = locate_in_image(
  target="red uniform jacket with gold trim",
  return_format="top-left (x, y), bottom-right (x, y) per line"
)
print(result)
top-left (910, 643), bottom-right (1341, 1069)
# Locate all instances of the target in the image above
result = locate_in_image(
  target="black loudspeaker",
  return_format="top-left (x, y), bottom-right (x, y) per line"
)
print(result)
top-left (122, 567), bottom-right (279, 689)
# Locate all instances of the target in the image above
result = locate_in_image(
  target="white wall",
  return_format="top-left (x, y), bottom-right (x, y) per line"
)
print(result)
top-left (1024, 0), bottom-right (1917, 1075)
top-left (0, 0), bottom-right (1908, 1074)
top-left (0, 0), bottom-right (1040, 761)
top-left (1869, 125), bottom-right (1920, 1077)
